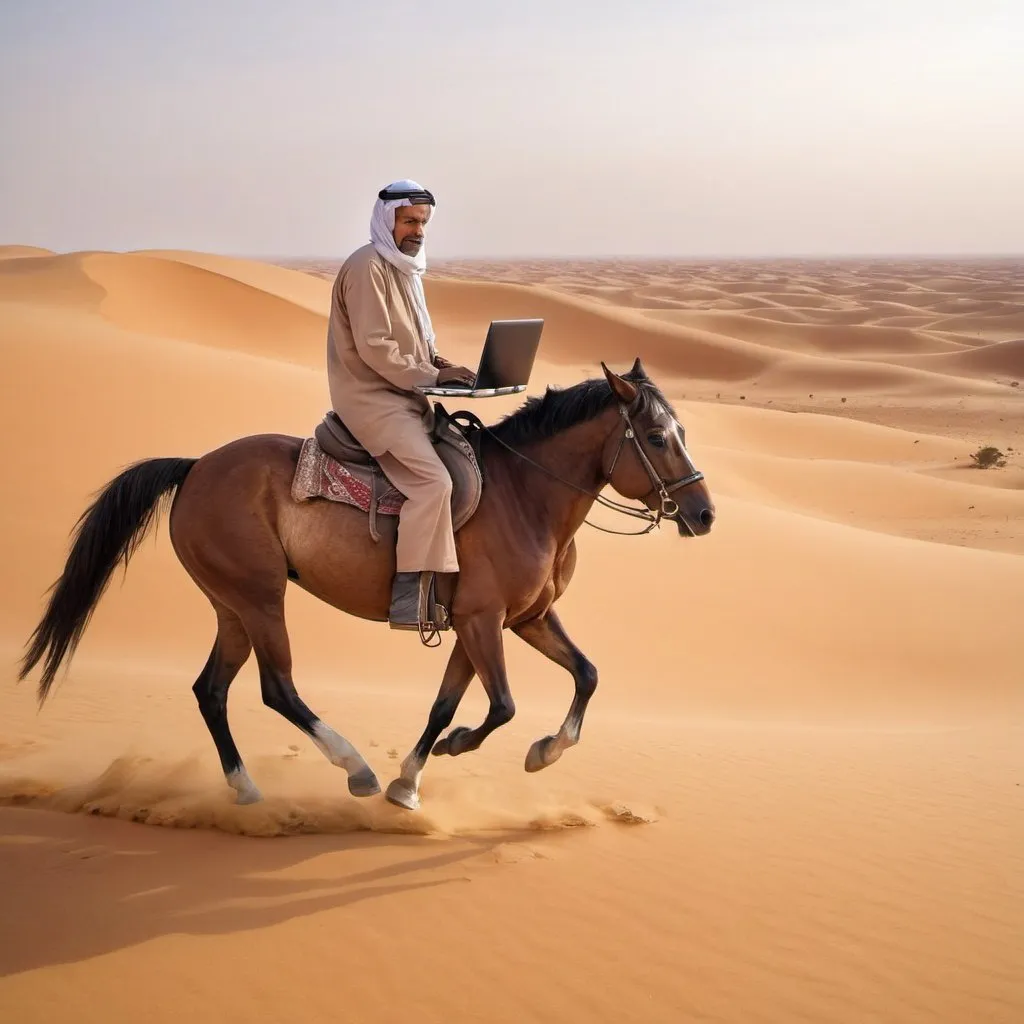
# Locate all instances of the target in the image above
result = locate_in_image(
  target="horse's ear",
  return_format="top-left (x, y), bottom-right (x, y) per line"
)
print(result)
top-left (630, 357), bottom-right (647, 379)
top-left (601, 361), bottom-right (639, 404)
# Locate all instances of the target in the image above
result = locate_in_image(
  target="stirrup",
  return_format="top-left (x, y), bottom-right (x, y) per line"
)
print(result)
top-left (388, 572), bottom-right (450, 646)
top-left (416, 572), bottom-right (450, 648)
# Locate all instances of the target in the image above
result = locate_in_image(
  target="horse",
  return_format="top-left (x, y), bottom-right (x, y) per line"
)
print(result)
top-left (18, 360), bottom-right (715, 810)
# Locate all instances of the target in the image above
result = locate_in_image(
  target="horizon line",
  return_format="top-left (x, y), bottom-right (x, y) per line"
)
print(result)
top-left (4, 244), bottom-right (1023, 263)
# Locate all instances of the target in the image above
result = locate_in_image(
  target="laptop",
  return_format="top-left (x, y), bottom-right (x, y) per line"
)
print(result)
top-left (419, 318), bottom-right (544, 398)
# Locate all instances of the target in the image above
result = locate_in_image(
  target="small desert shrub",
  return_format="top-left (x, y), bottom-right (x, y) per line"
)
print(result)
top-left (969, 446), bottom-right (1007, 469)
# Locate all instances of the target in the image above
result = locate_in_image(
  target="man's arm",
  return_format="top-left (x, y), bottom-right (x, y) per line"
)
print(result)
top-left (342, 260), bottom-right (439, 390)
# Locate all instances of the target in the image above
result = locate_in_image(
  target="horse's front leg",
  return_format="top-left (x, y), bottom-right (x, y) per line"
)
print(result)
top-left (513, 610), bottom-right (597, 772)
top-left (432, 611), bottom-right (515, 758)
top-left (385, 641), bottom-right (475, 810)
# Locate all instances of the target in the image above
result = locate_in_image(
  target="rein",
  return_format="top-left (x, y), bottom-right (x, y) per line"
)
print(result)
top-left (453, 402), bottom-right (705, 537)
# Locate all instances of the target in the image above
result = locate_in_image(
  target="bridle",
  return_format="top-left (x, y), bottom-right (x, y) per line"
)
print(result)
top-left (476, 400), bottom-right (706, 536)
top-left (602, 403), bottom-right (705, 525)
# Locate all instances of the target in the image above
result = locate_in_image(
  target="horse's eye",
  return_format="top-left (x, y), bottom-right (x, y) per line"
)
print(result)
top-left (647, 433), bottom-right (666, 448)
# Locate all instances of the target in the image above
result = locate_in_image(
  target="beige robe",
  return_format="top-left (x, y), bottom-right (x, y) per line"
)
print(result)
top-left (326, 243), bottom-right (458, 574)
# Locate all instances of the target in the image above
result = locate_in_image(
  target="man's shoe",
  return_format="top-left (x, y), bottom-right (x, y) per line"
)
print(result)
top-left (388, 572), bottom-right (452, 634)
top-left (388, 571), bottom-right (421, 630)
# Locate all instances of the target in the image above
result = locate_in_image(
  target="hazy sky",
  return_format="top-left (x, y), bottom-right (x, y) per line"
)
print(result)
top-left (1, 0), bottom-right (1021, 258)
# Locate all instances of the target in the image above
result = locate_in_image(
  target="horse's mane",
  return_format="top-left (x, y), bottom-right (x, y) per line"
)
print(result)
top-left (488, 369), bottom-right (674, 447)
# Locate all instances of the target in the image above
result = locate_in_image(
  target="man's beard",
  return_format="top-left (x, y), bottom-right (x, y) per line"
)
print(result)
top-left (399, 238), bottom-right (422, 255)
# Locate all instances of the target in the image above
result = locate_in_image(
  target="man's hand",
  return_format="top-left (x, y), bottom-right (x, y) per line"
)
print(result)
top-left (437, 365), bottom-right (477, 387)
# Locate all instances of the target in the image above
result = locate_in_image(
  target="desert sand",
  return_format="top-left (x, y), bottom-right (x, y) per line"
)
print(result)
top-left (1, 245), bottom-right (1022, 1023)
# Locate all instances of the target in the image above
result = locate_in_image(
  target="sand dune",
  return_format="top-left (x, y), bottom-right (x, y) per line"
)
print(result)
top-left (428, 277), bottom-right (1017, 401)
top-left (1, 249), bottom-right (1022, 1024)
top-left (707, 447), bottom-right (1024, 550)
top-left (0, 244), bottom-right (53, 259)
top-left (643, 308), bottom-right (970, 355)
top-left (132, 248), bottom-right (335, 315)
top-left (872, 313), bottom-right (949, 329)
top-left (425, 276), bottom-right (774, 380)
top-left (686, 402), bottom-right (965, 462)
top-left (919, 311), bottom-right (1024, 340)
top-left (902, 338), bottom-right (1024, 378)
top-left (0, 251), bottom-right (109, 309)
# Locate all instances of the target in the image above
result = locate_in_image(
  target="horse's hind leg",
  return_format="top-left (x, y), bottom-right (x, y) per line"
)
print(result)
top-left (242, 604), bottom-right (380, 797)
top-left (513, 610), bottom-right (597, 773)
top-left (193, 605), bottom-right (261, 804)
top-left (385, 640), bottom-right (475, 810)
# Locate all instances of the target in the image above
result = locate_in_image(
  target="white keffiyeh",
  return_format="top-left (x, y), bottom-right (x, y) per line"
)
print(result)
top-left (370, 179), bottom-right (435, 357)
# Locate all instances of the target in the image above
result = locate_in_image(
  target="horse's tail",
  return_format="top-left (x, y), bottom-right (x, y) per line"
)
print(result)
top-left (19, 457), bottom-right (198, 705)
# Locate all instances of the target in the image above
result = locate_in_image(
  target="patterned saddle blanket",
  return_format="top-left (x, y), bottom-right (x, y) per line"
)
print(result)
top-left (291, 406), bottom-right (483, 542)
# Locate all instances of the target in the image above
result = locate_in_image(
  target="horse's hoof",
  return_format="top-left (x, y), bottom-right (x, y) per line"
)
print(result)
top-left (525, 736), bottom-right (560, 773)
top-left (385, 778), bottom-right (420, 811)
top-left (228, 770), bottom-right (263, 804)
top-left (347, 766), bottom-right (381, 798)
top-left (431, 725), bottom-right (471, 758)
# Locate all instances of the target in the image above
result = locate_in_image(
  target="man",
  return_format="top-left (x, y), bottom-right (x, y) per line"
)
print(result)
top-left (326, 179), bottom-right (476, 629)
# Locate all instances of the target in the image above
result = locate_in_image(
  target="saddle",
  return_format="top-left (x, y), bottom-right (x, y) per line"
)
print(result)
top-left (291, 404), bottom-right (484, 543)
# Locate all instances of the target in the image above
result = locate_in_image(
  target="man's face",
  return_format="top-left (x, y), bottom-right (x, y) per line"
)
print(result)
top-left (393, 204), bottom-right (432, 255)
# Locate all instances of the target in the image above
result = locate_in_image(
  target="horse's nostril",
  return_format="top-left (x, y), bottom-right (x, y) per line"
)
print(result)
top-left (699, 508), bottom-right (715, 529)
